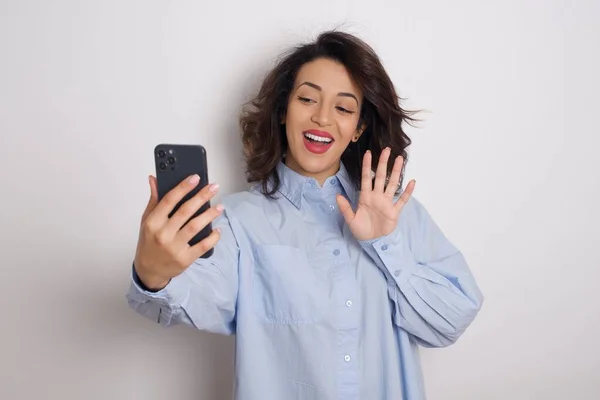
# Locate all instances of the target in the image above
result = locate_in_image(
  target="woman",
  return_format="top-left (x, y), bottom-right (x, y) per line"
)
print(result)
top-left (127, 30), bottom-right (483, 400)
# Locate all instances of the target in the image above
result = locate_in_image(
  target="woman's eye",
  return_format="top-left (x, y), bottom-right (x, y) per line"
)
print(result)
top-left (298, 96), bottom-right (315, 103)
top-left (336, 106), bottom-right (354, 114)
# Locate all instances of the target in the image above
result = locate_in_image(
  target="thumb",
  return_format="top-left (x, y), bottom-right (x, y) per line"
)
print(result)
top-left (141, 175), bottom-right (159, 222)
top-left (336, 194), bottom-right (355, 224)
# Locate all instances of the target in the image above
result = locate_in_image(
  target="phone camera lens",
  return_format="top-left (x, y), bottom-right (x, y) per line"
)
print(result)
top-left (158, 150), bottom-right (166, 158)
top-left (159, 162), bottom-right (167, 170)
top-left (168, 157), bottom-right (175, 165)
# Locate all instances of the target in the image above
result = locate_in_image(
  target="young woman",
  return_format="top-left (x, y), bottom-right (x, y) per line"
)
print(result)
top-left (127, 30), bottom-right (484, 400)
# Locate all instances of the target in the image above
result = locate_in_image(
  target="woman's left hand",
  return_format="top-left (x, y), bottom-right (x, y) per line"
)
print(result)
top-left (336, 147), bottom-right (416, 242)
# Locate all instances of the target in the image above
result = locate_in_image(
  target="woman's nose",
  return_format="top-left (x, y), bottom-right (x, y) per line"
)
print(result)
top-left (311, 104), bottom-right (332, 126)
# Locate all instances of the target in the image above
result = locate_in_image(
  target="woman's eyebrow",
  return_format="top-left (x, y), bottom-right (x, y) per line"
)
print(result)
top-left (298, 81), bottom-right (359, 104)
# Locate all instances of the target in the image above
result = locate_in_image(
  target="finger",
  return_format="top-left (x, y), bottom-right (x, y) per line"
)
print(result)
top-left (361, 150), bottom-right (373, 192)
top-left (336, 194), bottom-right (355, 224)
top-left (163, 182), bottom-right (220, 237)
top-left (393, 179), bottom-right (416, 214)
top-left (385, 156), bottom-right (404, 198)
top-left (175, 203), bottom-right (224, 247)
top-left (374, 147), bottom-right (390, 193)
top-left (187, 227), bottom-right (221, 262)
top-left (141, 175), bottom-right (159, 223)
top-left (149, 174), bottom-right (201, 222)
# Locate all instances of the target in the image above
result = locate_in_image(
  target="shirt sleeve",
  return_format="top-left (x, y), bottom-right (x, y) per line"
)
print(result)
top-left (358, 196), bottom-right (484, 347)
top-left (125, 208), bottom-right (241, 336)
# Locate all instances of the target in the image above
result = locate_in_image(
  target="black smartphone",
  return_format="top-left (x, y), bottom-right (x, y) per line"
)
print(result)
top-left (154, 143), bottom-right (214, 258)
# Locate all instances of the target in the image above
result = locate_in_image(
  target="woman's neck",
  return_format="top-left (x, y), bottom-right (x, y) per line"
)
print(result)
top-left (284, 154), bottom-right (340, 187)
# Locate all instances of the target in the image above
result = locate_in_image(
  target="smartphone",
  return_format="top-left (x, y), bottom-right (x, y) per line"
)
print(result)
top-left (154, 143), bottom-right (214, 258)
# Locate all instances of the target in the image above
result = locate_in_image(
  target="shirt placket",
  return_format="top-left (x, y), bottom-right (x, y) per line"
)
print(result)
top-left (321, 187), bottom-right (361, 400)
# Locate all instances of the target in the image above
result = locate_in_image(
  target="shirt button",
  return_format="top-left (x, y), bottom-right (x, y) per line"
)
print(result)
top-left (330, 178), bottom-right (338, 185)
top-left (333, 249), bottom-right (340, 256)
top-left (394, 270), bottom-right (400, 277)
top-left (344, 355), bottom-right (351, 362)
top-left (329, 204), bottom-right (335, 211)
top-left (381, 244), bottom-right (389, 251)
top-left (345, 300), bottom-right (353, 307)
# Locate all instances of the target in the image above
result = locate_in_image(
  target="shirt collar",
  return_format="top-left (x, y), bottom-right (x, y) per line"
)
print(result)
top-left (275, 160), bottom-right (359, 210)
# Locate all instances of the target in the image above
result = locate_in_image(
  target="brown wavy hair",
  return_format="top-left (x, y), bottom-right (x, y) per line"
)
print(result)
top-left (240, 30), bottom-right (420, 198)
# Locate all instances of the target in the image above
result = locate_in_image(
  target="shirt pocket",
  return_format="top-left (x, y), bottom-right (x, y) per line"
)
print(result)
top-left (253, 244), bottom-right (328, 324)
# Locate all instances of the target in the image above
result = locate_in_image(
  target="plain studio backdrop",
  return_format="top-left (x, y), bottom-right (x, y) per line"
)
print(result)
top-left (1, 1), bottom-right (598, 399)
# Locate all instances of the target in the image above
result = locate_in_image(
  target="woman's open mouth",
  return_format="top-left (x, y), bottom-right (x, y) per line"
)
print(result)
top-left (303, 131), bottom-right (334, 154)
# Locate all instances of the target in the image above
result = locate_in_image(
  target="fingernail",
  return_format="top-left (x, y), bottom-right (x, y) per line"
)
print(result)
top-left (216, 204), bottom-right (224, 212)
top-left (189, 174), bottom-right (200, 185)
top-left (209, 183), bottom-right (220, 193)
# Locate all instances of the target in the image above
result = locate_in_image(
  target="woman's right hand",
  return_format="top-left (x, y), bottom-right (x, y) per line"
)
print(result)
top-left (133, 174), bottom-right (223, 291)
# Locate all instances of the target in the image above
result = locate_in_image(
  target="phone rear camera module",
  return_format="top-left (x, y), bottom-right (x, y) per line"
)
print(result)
top-left (168, 157), bottom-right (175, 165)
top-left (157, 150), bottom-right (166, 158)
top-left (159, 162), bottom-right (167, 170)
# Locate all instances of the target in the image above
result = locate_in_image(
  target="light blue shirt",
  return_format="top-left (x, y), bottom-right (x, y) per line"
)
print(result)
top-left (126, 160), bottom-right (483, 400)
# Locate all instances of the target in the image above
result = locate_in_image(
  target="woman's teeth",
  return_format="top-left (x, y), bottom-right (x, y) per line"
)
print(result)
top-left (304, 133), bottom-right (333, 143)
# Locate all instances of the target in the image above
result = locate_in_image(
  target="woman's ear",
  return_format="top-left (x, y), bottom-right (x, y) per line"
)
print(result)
top-left (352, 124), bottom-right (366, 142)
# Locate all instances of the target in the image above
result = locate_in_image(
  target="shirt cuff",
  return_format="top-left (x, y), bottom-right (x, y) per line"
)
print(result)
top-left (358, 226), bottom-right (418, 284)
top-left (129, 263), bottom-right (191, 310)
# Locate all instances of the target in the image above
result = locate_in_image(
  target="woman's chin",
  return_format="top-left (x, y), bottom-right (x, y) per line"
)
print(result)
top-left (288, 150), bottom-right (340, 176)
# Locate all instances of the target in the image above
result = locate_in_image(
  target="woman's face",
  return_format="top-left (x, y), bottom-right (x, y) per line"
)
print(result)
top-left (283, 58), bottom-right (364, 185)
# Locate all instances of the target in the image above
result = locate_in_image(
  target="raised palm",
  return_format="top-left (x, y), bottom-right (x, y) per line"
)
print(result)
top-left (336, 147), bottom-right (416, 241)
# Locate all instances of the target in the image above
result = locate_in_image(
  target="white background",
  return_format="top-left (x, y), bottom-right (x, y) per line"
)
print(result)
top-left (1, 1), bottom-right (598, 399)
